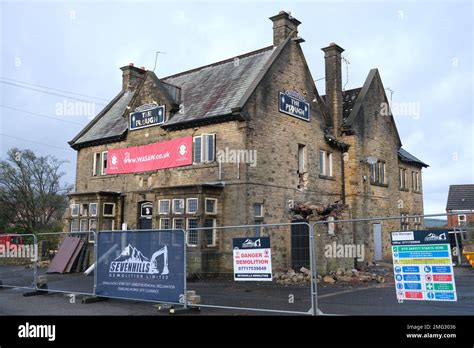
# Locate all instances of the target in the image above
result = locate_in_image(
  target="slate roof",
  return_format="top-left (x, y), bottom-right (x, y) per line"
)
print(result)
top-left (398, 148), bottom-right (429, 167)
top-left (69, 91), bottom-right (134, 147)
top-left (162, 46), bottom-right (275, 126)
top-left (321, 87), bottom-right (362, 119)
top-left (446, 185), bottom-right (474, 210)
top-left (70, 45), bottom-right (279, 148)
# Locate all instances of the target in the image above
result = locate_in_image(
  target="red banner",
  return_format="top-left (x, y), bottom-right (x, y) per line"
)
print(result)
top-left (107, 136), bottom-right (192, 174)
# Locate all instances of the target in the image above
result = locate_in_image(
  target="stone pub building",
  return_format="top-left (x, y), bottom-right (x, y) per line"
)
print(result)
top-left (66, 11), bottom-right (428, 271)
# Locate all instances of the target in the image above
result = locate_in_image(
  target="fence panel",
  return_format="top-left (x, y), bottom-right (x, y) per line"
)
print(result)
top-left (311, 214), bottom-right (474, 315)
top-left (0, 233), bottom-right (36, 289)
top-left (185, 222), bottom-right (315, 315)
top-left (36, 231), bottom-right (96, 295)
top-left (95, 229), bottom-right (186, 306)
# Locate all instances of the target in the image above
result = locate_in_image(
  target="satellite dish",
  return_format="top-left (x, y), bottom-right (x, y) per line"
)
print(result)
top-left (367, 156), bottom-right (378, 165)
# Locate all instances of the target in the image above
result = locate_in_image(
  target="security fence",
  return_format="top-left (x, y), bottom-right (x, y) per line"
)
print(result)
top-left (185, 222), bottom-right (316, 315)
top-left (0, 214), bottom-right (472, 316)
top-left (35, 231), bottom-right (97, 296)
top-left (0, 233), bottom-right (36, 289)
top-left (311, 213), bottom-right (474, 315)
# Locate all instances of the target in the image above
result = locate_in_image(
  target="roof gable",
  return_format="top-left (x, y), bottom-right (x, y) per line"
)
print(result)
top-left (342, 69), bottom-right (402, 146)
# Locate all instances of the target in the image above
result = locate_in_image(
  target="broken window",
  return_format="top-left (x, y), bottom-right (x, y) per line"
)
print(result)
top-left (93, 153), bottom-right (101, 176)
top-left (205, 198), bottom-right (217, 214)
top-left (173, 199), bottom-right (184, 214)
top-left (370, 160), bottom-right (386, 185)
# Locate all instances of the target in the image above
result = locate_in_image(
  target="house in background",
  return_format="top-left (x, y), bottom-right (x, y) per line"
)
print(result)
top-left (446, 184), bottom-right (474, 227)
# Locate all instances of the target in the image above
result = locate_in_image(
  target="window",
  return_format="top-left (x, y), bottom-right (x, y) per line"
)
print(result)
top-left (159, 200), bottom-right (170, 214)
top-left (103, 203), bottom-right (115, 216)
top-left (80, 219), bottom-right (88, 231)
top-left (193, 134), bottom-right (215, 163)
top-left (89, 203), bottom-right (98, 217)
top-left (204, 218), bottom-right (216, 246)
top-left (298, 144), bottom-right (306, 173)
top-left (319, 150), bottom-right (333, 177)
top-left (173, 199), bottom-right (184, 214)
top-left (102, 219), bottom-right (114, 231)
top-left (93, 153), bottom-right (101, 176)
top-left (173, 218), bottom-right (184, 230)
top-left (186, 218), bottom-right (199, 246)
top-left (254, 203), bottom-right (264, 218)
top-left (88, 219), bottom-right (97, 243)
top-left (101, 151), bottom-right (108, 175)
top-left (70, 204), bottom-right (79, 217)
top-left (186, 198), bottom-right (198, 214)
top-left (399, 168), bottom-right (407, 189)
top-left (160, 218), bottom-right (171, 229)
top-left (412, 171), bottom-right (420, 191)
top-left (205, 198), bottom-right (217, 214)
top-left (458, 214), bottom-right (466, 226)
top-left (254, 219), bottom-right (263, 237)
top-left (413, 216), bottom-right (422, 230)
top-left (370, 160), bottom-right (386, 185)
top-left (89, 219), bottom-right (97, 231)
top-left (80, 203), bottom-right (88, 216)
top-left (70, 219), bottom-right (79, 232)
top-left (400, 213), bottom-right (410, 231)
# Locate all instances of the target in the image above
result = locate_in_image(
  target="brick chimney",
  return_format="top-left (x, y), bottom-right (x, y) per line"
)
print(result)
top-left (269, 11), bottom-right (301, 47)
top-left (120, 63), bottom-right (146, 91)
top-left (322, 43), bottom-right (344, 134)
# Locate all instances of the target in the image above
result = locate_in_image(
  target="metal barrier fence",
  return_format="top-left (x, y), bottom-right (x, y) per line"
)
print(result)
top-left (311, 213), bottom-right (474, 315)
top-left (35, 231), bottom-right (97, 296)
top-left (0, 233), bottom-right (37, 289)
top-left (1, 214), bottom-right (472, 316)
top-left (185, 222), bottom-right (316, 315)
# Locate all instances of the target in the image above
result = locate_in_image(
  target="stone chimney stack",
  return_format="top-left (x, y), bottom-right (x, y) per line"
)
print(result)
top-left (269, 11), bottom-right (301, 47)
top-left (120, 63), bottom-right (146, 91)
top-left (321, 43), bottom-right (344, 134)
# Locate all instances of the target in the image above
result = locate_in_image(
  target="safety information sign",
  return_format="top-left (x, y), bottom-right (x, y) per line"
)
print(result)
top-left (391, 230), bottom-right (457, 302)
top-left (233, 237), bottom-right (272, 281)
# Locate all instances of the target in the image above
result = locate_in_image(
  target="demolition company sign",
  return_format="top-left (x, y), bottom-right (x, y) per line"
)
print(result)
top-left (130, 104), bottom-right (165, 130)
top-left (279, 91), bottom-right (310, 121)
top-left (232, 237), bottom-right (272, 281)
top-left (96, 230), bottom-right (185, 303)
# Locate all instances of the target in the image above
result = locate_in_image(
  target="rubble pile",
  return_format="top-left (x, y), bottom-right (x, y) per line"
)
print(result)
top-left (274, 267), bottom-right (312, 285)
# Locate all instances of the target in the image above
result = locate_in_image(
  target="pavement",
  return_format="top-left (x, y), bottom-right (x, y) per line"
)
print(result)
top-left (0, 265), bottom-right (473, 315)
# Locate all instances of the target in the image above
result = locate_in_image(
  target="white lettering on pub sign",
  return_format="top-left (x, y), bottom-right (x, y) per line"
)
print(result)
top-left (279, 91), bottom-right (310, 121)
top-left (130, 105), bottom-right (165, 130)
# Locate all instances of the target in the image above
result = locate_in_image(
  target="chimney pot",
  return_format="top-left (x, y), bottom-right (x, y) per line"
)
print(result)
top-left (269, 11), bottom-right (301, 47)
top-left (140, 66), bottom-right (145, 70)
top-left (120, 64), bottom-right (146, 91)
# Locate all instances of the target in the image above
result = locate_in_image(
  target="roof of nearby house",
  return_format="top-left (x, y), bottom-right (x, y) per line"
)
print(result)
top-left (446, 184), bottom-right (474, 210)
top-left (398, 148), bottom-right (429, 167)
top-left (69, 43), bottom-right (286, 148)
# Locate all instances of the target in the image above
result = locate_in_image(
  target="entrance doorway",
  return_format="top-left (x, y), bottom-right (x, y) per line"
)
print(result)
top-left (291, 220), bottom-right (310, 269)
top-left (138, 201), bottom-right (153, 230)
top-left (373, 223), bottom-right (382, 261)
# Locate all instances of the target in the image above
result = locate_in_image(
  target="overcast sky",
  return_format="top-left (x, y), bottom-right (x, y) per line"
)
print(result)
top-left (1, 0), bottom-right (472, 215)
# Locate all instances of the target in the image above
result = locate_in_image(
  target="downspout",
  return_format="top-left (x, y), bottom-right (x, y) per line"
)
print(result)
top-left (120, 194), bottom-right (126, 228)
top-left (340, 149), bottom-right (346, 205)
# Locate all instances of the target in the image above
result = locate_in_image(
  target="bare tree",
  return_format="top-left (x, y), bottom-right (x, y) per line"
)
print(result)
top-left (0, 148), bottom-right (73, 234)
